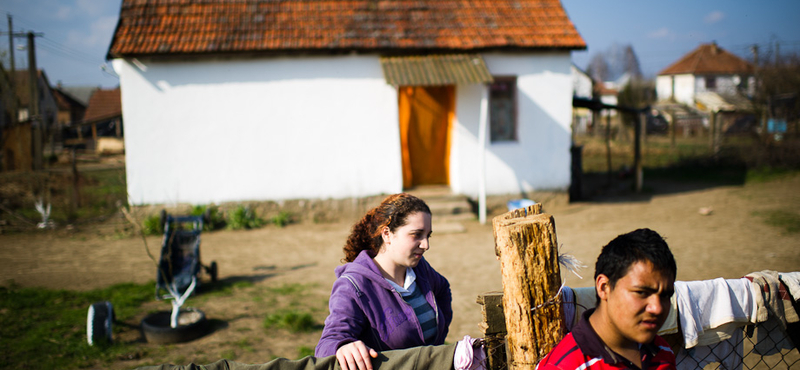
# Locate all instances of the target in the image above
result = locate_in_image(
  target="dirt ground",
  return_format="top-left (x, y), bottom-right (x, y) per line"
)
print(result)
top-left (2, 173), bottom-right (799, 369)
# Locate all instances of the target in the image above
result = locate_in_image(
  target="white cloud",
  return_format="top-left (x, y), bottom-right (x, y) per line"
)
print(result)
top-left (55, 5), bottom-right (73, 20)
top-left (648, 27), bottom-right (672, 39)
top-left (704, 11), bottom-right (724, 24)
top-left (65, 15), bottom-right (117, 49)
top-left (76, 0), bottom-right (106, 17)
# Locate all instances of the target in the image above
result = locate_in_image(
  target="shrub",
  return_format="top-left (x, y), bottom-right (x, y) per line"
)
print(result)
top-left (271, 211), bottom-right (293, 227)
top-left (142, 214), bottom-right (163, 235)
top-left (190, 204), bottom-right (226, 231)
top-left (227, 205), bottom-right (265, 230)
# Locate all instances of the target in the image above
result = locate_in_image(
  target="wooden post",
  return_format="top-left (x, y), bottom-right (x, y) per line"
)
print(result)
top-left (667, 112), bottom-right (676, 148)
top-left (634, 111), bottom-right (645, 193)
top-left (709, 110), bottom-right (717, 153)
top-left (477, 292), bottom-right (507, 370)
top-left (492, 205), bottom-right (564, 369)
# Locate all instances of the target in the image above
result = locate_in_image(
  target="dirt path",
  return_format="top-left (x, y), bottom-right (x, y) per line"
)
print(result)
top-left (2, 174), bottom-right (799, 367)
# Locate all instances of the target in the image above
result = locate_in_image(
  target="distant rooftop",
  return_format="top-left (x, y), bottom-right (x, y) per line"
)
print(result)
top-left (659, 42), bottom-right (754, 76)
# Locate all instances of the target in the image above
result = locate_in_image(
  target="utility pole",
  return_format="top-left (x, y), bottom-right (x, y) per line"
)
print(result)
top-left (3, 15), bottom-right (44, 170)
top-left (7, 15), bottom-right (15, 121)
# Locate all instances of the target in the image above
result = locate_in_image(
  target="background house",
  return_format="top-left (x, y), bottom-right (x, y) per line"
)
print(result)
top-left (655, 43), bottom-right (756, 137)
top-left (107, 0), bottom-right (585, 205)
top-left (656, 42), bottom-right (755, 106)
top-left (78, 87), bottom-right (123, 154)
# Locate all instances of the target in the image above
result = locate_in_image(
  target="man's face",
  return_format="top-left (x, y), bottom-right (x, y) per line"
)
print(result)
top-left (597, 260), bottom-right (674, 346)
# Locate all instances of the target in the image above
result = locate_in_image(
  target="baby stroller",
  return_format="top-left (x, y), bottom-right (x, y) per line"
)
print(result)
top-left (155, 210), bottom-right (218, 300)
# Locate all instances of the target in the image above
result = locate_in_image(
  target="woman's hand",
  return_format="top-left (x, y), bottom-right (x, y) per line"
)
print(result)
top-left (336, 340), bottom-right (378, 370)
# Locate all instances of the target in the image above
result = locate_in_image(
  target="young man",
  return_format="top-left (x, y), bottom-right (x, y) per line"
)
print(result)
top-left (537, 228), bottom-right (677, 370)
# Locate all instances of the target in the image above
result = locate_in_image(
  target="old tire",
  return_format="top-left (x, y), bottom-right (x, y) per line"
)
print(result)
top-left (87, 301), bottom-right (114, 346)
top-left (141, 308), bottom-right (208, 344)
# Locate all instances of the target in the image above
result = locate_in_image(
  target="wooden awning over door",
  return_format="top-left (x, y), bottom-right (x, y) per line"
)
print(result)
top-left (380, 54), bottom-right (494, 86)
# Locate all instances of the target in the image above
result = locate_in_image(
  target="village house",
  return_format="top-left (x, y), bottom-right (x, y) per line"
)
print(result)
top-left (107, 0), bottom-right (585, 205)
top-left (655, 42), bottom-right (756, 137)
top-left (656, 42), bottom-right (755, 106)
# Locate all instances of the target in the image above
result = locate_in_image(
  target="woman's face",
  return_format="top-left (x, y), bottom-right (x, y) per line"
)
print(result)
top-left (381, 212), bottom-right (432, 269)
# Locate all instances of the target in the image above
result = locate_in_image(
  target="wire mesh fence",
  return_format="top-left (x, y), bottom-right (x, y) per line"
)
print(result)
top-left (674, 322), bottom-right (799, 370)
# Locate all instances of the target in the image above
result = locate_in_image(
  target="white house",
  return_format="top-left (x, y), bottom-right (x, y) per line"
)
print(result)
top-left (107, 0), bottom-right (586, 205)
top-left (656, 42), bottom-right (755, 106)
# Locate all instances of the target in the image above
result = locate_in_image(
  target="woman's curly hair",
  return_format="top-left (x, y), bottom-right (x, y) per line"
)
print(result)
top-left (342, 193), bottom-right (431, 262)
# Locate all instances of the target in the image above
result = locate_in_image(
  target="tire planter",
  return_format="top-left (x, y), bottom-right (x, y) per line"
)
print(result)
top-left (141, 308), bottom-right (208, 344)
top-left (87, 301), bottom-right (115, 346)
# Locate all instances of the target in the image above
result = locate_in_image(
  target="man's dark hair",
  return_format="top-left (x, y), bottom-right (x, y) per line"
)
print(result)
top-left (594, 228), bottom-right (677, 288)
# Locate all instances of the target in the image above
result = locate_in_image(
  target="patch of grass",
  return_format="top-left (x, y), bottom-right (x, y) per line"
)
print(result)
top-left (0, 281), bottom-right (154, 369)
top-left (267, 283), bottom-right (309, 296)
top-left (297, 346), bottom-right (315, 359)
top-left (263, 310), bottom-right (319, 333)
top-left (219, 349), bottom-right (237, 360)
top-left (745, 167), bottom-right (800, 183)
top-left (754, 209), bottom-right (800, 234)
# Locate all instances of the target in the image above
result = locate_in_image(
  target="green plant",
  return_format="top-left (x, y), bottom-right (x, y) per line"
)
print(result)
top-left (227, 205), bottom-right (265, 230)
top-left (263, 310), bottom-right (318, 333)
top-left (142, 214), bottom-right (163, 235)
top-left (190, 204), bottom-right (226, 231)
top-left (271, 211), bottom-right (293, 227)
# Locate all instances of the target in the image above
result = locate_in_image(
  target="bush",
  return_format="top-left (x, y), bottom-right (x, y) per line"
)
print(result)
top-left (142, 214), bottom-right (163, 235)
top-left (190, 204), bottom-right (226, 231)
top-left (271, 211), bottom-right (293, 228)
top-left (227, 205), bottom-right (265, 230)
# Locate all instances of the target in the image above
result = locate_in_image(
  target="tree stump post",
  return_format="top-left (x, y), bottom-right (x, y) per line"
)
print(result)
top-left (492, 204), bottom-right (565, 370)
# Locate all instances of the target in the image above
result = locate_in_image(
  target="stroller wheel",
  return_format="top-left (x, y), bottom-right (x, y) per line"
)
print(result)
top-left (87, 301), bottom-right (114, 346)
top-left (209, 261), bottom-right (218, 283)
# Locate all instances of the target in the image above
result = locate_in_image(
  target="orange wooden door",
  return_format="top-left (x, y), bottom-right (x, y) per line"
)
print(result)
top-left (399, 86), bottom-right (454, 188)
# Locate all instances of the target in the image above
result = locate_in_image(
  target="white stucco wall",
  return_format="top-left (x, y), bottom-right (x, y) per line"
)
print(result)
top-left (115, 51), bottom-right (575, 204)
top-left (114, 55), bottom-right (402, 205)
top-left (571, 65), bottom-right (593, 98)
top-left (656, 75), bottom-right (673, 102)
top-left (672, 74), bottom-right (696, 105)
top-left (450, 52), bottom-right (573, 197)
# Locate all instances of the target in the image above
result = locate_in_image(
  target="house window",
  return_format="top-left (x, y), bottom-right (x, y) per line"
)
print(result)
top-left (490, 77), bottom-right (517, 142)
top-left (705, 76), bottom-right (716, 90)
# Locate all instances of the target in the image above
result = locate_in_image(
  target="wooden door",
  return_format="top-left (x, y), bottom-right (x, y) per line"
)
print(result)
top-left (399, 86), bottom-right (454, 188)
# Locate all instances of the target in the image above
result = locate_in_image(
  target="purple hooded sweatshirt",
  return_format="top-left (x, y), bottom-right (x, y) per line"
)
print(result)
top-left (315, 250), bottom-right (453, 357)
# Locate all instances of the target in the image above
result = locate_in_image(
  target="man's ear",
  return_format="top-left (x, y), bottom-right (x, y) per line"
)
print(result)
top-left (596, 274), bottom-right (611, 301)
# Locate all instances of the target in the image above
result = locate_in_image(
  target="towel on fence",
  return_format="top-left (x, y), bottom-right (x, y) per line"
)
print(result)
top-left (659, 294), bottom-right (679, 336)
top-left (675, 278), bottom-right (757, 348)
top-left (560, 286), bottom-right (576, 332)
top-left (746, 270), bottom-right (799, 326)
top-left (779, 272), bottom-right (800, 301)
top-left (675, 328), bottom-right (743, 370)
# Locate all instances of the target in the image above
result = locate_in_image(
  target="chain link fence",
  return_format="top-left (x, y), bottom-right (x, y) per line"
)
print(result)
top-left (673, 322), bottom-right (799, 369)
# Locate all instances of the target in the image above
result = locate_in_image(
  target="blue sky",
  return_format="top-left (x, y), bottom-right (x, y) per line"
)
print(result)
top-left (1, 0), bottom-right (799, 88)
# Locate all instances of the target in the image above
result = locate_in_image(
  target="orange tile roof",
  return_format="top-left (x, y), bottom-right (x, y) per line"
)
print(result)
top-left (659, 43), bottom-right (754, 76)
top-left (107, 0), bottom-right (585, 58)
top-left (83, 88), bottom-right (122, 123)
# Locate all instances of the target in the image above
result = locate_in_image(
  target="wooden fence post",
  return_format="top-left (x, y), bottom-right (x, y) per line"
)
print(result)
top-left (492, 204), bottom-right (565, 369)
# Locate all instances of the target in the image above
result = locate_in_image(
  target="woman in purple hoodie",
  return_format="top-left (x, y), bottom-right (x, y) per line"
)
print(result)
top-left (315, 193), bottom-right (453, 370)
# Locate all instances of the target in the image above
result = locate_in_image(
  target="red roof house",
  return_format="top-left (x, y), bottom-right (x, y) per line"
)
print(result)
top-left (107, 0), bottom-right (586, 207)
